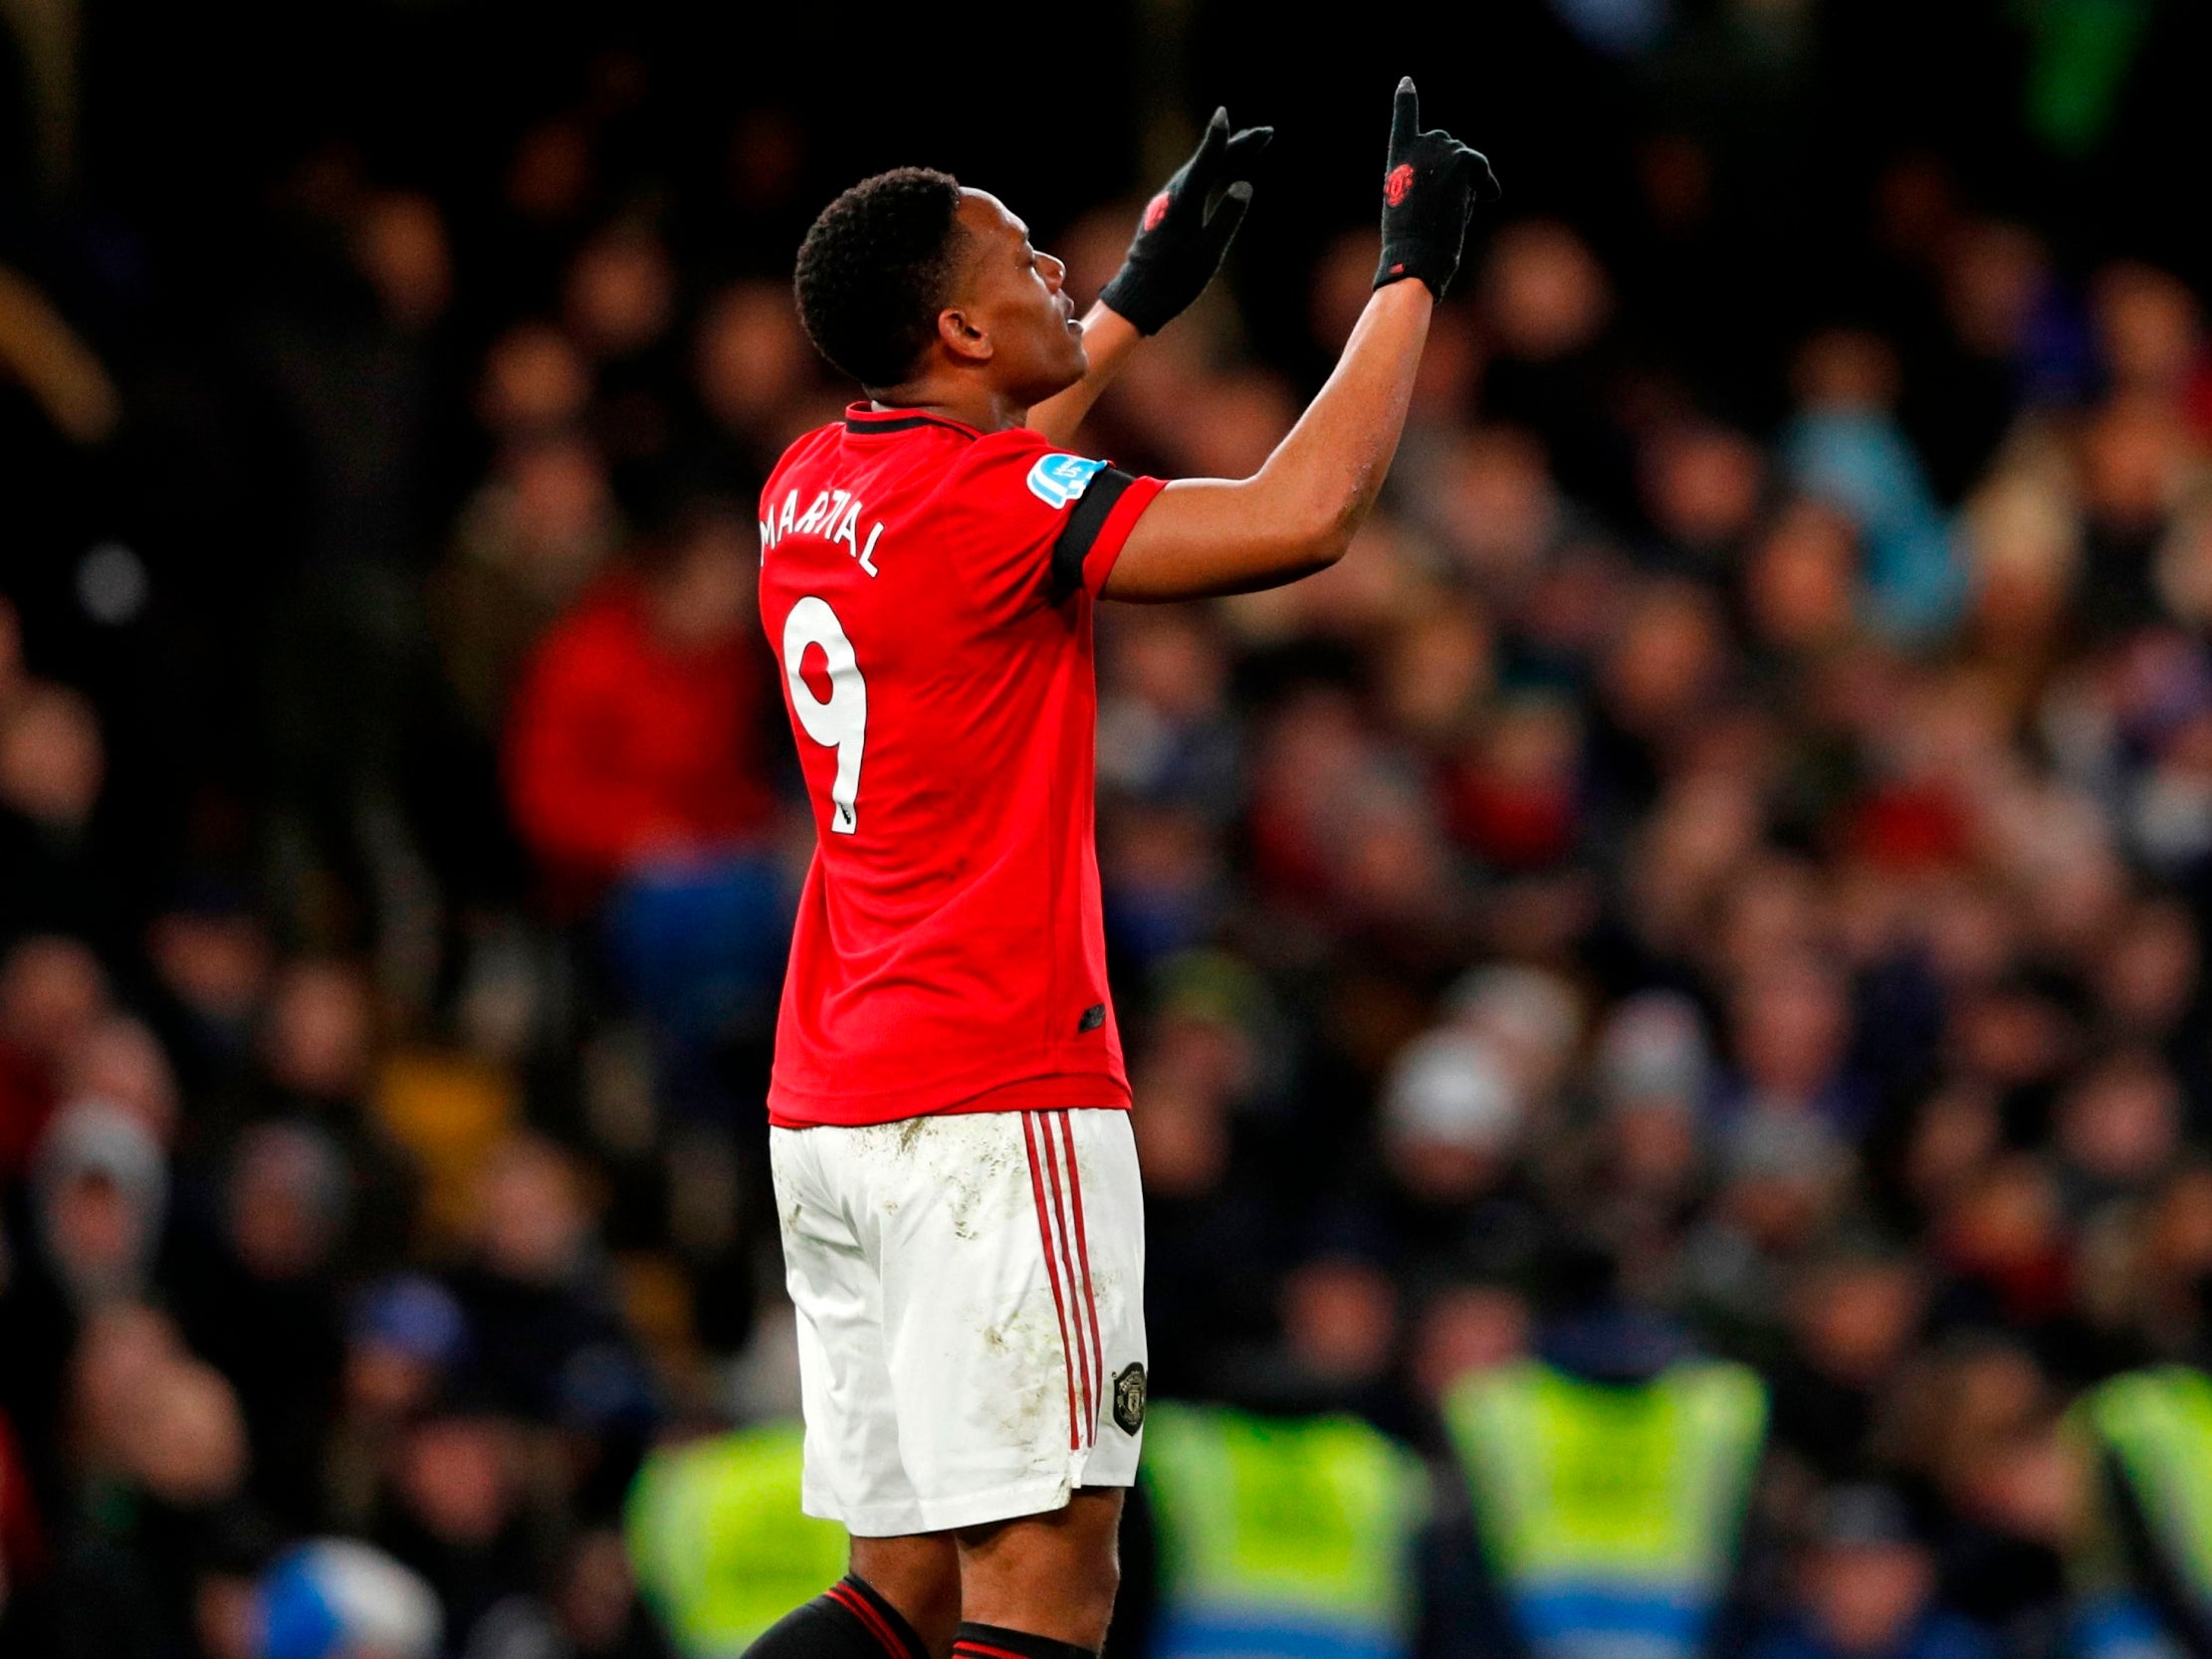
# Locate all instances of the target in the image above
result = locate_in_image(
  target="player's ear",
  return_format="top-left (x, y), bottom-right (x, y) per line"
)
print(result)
top-left (936, 305), bottom-right (993, 365)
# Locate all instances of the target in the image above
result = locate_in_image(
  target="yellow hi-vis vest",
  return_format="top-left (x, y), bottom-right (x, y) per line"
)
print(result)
top-left (1444, 1358), bottom-right (1766, 1659)
top-left (1142, 1400), bottom-right (1429, 1659)
top-left (624, 1421), bottom-right (849, 1658)
top-left (2069, 1366), bottom-right (2212, 1659)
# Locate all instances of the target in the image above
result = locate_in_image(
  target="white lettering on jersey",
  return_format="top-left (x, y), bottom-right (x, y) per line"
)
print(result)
top-left (761, 480), bottom-right (883, 577)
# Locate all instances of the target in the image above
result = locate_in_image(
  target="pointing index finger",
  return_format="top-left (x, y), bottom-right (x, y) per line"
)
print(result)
top-left (1191, 106), bottom-right (1230, 180)
top-left (1391, 77), bottom-right (1419, 154)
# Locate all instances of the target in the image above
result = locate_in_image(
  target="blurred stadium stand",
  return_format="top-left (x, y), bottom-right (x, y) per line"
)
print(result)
top-left (8, 1), bottom-right (2212, 1656)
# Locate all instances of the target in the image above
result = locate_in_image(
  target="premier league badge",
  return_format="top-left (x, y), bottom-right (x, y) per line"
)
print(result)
top-left (1025, 452), bottom-right (1107, 510)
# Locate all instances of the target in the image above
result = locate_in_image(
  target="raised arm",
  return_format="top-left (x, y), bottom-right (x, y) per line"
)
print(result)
top-left (1102, 282), bottom-right (1433, 599)
top-left (1028, 108), bottom-right (1271, 448)
top-left (1102, 79), bottom-right (1498, 604)
top-left (1028, 303), bottom-right (1142, 447)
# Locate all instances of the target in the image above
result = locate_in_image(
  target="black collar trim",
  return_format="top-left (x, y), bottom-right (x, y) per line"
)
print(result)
top-left (843, 403), bottom-right (981, 439)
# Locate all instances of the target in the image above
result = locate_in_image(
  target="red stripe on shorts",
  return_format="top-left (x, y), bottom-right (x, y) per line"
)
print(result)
top-left (954, 1644), bottom-right (1038, 1659)
top-left (1037, 1115), bottom-right (1095, 1446)
top-left (1055, 1110), bottom-right (1108, 1436)
top-left (1021, 1111), bottom-right (1081, 1451)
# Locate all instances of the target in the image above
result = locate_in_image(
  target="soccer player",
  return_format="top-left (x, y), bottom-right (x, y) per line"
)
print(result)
top-left (750, 80), bottom-right (1497, 1659)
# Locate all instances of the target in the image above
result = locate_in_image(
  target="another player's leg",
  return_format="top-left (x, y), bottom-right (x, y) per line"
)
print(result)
top-left (952, 1488), bottom-right (1125, 1657)
top-left (742, 1535), bottom-right (957, 1659)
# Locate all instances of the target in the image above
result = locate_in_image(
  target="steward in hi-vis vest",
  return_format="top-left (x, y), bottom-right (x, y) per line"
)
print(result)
top-left (1139, 1400), bottom-right (1432, 1659)
top-left (625, 1420), bottom-right (851, 1657)
top-left (2068, 1365), bottom-right (2212, 1659)
top-left (1443, 1343), bottom-right (1768, 1659)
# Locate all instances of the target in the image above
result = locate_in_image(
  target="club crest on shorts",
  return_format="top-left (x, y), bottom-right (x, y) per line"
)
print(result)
top-left (1026, 453), bottom-right (1107, 510)
top-left (1112, 1362), bottom-right (1147, 1435)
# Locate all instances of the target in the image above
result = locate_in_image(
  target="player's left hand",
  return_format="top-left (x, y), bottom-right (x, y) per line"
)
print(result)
top-left (1098, 107), bottom-right (1272, 336)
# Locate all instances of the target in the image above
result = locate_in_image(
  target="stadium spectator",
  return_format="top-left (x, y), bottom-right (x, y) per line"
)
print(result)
top-left (1747, 1486), bottom-right (1996, 1659)
top-left (504, 502), bottom-right (779, 902)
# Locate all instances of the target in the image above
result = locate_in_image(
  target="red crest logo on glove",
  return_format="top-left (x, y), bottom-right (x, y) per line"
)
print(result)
top-left (1143, 191), bottom-right (1173, 232)
top-left (1384, 164), bottom-right (1414, 207)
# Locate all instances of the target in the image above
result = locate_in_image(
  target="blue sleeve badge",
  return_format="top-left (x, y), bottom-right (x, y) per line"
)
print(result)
top-left (1026, 453), bottom-right (1108, 511)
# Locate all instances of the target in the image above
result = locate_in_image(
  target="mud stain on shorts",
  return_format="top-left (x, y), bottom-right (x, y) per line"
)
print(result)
top-left (982, 1304), bottom-right (1063, 1453)
top-left (945, 1136), bottom-right (1022, 1242)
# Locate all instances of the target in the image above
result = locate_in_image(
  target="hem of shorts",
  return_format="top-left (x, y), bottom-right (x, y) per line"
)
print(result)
top-left (805, 1461), bottom-right (1136, 1539)
top-left (768, 1071), bottom-right (1132, 1129)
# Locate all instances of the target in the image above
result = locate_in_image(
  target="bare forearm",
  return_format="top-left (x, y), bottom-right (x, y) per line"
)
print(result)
top-left (1026, 304), bottom-right (1142, 447)
top-left (1252, 280), bottom-right (1432, 551)
top-left (1102, 281), bottom-right (1433, 601)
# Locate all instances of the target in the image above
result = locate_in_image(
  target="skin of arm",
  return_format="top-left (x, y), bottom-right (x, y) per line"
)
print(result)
top-left (1025, 302), bottom-right (1143, 447)
top-left (1101, 279), bottom-right (1434, 603)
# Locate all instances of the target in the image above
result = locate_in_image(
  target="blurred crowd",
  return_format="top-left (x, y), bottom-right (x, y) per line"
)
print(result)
top-left (7, 1), bottom-right (2212, 1657)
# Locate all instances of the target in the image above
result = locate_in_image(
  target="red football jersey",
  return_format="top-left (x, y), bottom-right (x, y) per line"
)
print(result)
top-left (758, 403), bottom-right (1165, 1128)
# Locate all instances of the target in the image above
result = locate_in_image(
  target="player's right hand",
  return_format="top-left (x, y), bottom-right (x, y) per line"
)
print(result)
top-left (1099, 107), bottom-right (1273, 336)
top-left (1373, 77), bottom-right (1499, 299)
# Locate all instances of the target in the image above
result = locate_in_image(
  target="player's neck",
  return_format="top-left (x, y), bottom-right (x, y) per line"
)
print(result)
top-left (864, 377), bottom-right (1027, 435)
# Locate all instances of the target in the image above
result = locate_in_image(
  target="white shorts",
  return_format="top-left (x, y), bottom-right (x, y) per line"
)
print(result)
top-left (770, 1108), bottom-right (1148, 1537)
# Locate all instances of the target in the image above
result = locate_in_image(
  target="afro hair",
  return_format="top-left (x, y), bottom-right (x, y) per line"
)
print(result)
top-left (792, 167), bottom-right (966, 389)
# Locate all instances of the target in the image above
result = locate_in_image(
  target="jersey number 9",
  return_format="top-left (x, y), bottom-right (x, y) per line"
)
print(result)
top-left (782, 596), bottom-right (868, 835)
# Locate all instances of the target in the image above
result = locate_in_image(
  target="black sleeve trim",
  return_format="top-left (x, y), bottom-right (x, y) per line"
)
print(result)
top-left (1046, 467), bottom-right (1137, 605)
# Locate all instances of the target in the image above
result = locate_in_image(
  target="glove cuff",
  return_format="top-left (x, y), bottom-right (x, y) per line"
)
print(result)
top-left (1373, 245), bottom-right (1454, 296)
top-left (1098, 266), bottom-right (1171, 336)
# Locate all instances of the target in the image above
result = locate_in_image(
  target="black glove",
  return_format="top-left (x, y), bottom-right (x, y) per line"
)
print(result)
top-left (1099, 107), bottom-right (1272, 335)
top-left (1374, 77), bottom-right (1499, 297)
